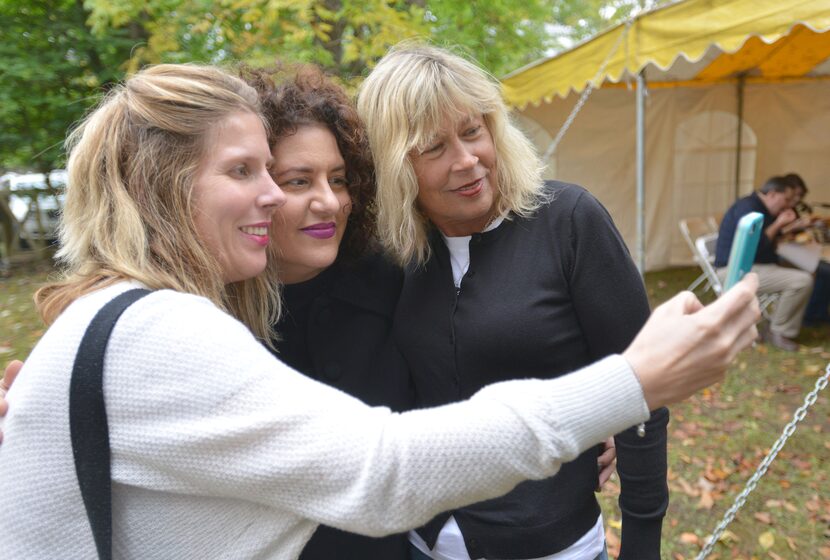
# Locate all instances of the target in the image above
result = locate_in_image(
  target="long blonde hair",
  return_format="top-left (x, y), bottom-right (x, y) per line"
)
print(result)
top-left (36, 64), bottom-right (280, 344)
top-left (357, 42), bottom-right (546, 266)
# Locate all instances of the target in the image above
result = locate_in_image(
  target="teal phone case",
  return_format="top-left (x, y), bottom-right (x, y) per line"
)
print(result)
top-left (723, 212), bottom-right (764, 291)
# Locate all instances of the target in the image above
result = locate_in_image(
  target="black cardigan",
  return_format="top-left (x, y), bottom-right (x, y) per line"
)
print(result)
top-left (270, 252), bottom-right (413, 560)
top-left (394, 182), bottom-right (669, 560)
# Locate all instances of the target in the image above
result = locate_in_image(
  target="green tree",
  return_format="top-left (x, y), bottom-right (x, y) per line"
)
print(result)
top-left (547, 0), bottom-right (666, 53)
top-left (0, 0), bottom-right (139, 175)
top-left (82, 0), bottom-right (652, 79)
top-left (84, 0), bottom-right (430, 78)
top-left (1, 0), bottom-right (666, 176)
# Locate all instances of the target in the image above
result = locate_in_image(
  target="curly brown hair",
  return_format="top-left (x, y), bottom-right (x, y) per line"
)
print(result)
top-left (241, 65), bottom-right (377, 262)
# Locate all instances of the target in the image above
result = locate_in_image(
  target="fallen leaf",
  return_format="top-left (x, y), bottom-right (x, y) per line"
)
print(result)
top-left (676, 477), bottom-right (699, 497)
top-left (786, 536), bottom-right (798, 551)
top-left (807, 495), bottom-right (821, 512)
top-left (714, 529), bottom-right (739, 544)
top-left (679, 532), bottom-right (700, 545)
top-left (697, 492), bottom-right (714, 510)
top-left (704, 465), bottom-right (732, 482)
top-left (792, 457), bottom-right (812, 470)
top-left (758, 530), bottom-right (775, 549)
top-left (697, 477), bottom-right (715, 510)
top-left (753, 511), bottom-right (772, 524)
top-left (763, 499), bottom-right (798, 515)
top-left (775, 384), bottom-right (802, 394)
top-left (721, 420), bottom-right (743, 433)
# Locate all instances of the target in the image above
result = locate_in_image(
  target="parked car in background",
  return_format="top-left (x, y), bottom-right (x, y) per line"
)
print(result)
top-left (0, 170), bottom-right (66, 248)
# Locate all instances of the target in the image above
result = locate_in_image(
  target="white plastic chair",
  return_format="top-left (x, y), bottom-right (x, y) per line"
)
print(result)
top-left (694, 232), bottom-right (778, 319)
top-left (679, 217), bottom-right (719, 293)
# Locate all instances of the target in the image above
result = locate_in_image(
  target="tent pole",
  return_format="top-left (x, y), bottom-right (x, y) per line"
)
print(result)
top-left (636, 71), bottom-right (647, 274)
top-left (734, 74), bottom-right (746, 199)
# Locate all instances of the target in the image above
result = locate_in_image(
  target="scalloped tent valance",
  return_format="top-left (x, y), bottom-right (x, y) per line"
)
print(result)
top-left (502, 0), bottom-right (830, 110)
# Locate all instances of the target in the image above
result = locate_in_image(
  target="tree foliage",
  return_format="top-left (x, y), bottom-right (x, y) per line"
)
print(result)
top-left (1, 0), bottom-right (664, 175)
top-left (0, 0), bottom-right (138, 174)
top-left (81, 0), bottom-right (651, 79)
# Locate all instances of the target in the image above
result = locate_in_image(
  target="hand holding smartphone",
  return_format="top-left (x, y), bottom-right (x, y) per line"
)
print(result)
top-left (723, 212), bottom-right (764, 291)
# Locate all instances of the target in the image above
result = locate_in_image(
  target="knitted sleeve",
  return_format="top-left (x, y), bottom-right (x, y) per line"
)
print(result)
top-left (567, 190), bottom-right (669, 560)
top-left (105, 290), bottom-right (649, 537)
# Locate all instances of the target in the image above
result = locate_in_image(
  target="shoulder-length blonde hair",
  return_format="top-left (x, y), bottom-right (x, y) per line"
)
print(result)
top-left (36, 64), bottom-right (280, 345)
top-left (357, 42), bottom-right (546, 266)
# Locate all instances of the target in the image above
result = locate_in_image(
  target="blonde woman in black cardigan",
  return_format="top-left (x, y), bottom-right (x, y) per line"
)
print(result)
top-left (359, 43), bottom-right (665, 560)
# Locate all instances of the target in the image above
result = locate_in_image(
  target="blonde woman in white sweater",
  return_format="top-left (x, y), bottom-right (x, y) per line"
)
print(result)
top-left (0, 64), bottom-right (759, 559)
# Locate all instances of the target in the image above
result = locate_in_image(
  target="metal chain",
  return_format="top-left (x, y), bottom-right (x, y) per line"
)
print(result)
top-left (541, 20), bottom-right (633, 162)
top-left (695, 363), bottom-right (830, 559)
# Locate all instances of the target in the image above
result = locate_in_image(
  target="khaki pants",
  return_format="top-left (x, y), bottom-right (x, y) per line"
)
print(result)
top-left (718, 264), bottom-right (813, 338)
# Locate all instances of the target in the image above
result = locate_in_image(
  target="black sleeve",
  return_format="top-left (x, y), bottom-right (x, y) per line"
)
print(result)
top-left (567, 190), bottom-right (669, 560)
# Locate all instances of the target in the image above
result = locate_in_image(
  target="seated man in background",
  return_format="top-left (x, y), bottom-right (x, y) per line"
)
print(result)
top-left (784, 173), bottom-right (830, 324)
top-left (785, 172), bottom-right (813, 218)
top-left (715, 176), bottom-right (813, 351)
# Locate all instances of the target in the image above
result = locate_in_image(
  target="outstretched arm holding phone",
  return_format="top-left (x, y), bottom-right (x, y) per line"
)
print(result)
top-left (0, 275), bottom-right (760, 443)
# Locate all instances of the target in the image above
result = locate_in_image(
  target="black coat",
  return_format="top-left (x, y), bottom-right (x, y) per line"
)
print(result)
top-left (270, 252), bottom-right (413, 559)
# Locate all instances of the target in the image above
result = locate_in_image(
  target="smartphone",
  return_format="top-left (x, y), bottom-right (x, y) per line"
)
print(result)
top-left (723, 212), bottom-right (764, 291)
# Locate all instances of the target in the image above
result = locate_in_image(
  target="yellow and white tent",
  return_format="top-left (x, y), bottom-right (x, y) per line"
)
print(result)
top-left (503, 0), bottom-right (830, 270)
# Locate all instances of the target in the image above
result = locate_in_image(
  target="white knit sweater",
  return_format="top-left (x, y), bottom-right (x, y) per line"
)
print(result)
top-left (0, 282), bottom-right (648, 559)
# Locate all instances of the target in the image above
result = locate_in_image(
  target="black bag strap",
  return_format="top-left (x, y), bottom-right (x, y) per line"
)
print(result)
top-left (69, 288), bottom-right (151, 560)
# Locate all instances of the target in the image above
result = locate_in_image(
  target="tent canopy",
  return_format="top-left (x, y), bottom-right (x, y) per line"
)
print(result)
top-left (502, 0), bottom-right (830, 109)
top-left (501, 0), bottom-right (830, 271)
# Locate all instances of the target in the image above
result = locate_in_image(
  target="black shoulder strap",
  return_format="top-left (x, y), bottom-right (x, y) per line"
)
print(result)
top-left (69, 288), bottom-right (151, 560)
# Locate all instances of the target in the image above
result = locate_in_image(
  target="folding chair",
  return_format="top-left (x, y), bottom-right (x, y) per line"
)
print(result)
top-left (679, 217), bottom-right (719, 293)
top-left (694, 232), bottom-right (779, 319)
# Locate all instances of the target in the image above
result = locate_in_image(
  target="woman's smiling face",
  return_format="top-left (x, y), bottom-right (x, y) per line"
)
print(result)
top-left (191, 111), bottom-right (285, 284)
top-left (269, 124), bottom-right (352, 284)
top-left (410, 113), bottom-right (498, 237)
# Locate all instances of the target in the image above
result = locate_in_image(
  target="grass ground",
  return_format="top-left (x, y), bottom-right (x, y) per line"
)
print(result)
top-left (0, 260), bottom-right (54, 359)
top-left (600, 267), bottom-right (830, 560)
top-left (1, 263), bottom-right (829, 558)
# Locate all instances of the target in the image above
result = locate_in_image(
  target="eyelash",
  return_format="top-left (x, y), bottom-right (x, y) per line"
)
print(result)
top-left (422, 124), bottom-right (482, 155)
top-left (283, 178), bottom-right (309, 189)
top-left (280, 177), bottom-right (349, 189)
top-left (231, 164), bottom-right (251, 178)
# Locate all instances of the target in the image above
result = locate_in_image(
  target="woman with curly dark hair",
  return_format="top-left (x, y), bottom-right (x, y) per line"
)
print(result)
top-left (243, 66), bottom-right (413, 559)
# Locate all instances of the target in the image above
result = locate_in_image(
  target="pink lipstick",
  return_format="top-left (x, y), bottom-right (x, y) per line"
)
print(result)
top-left (301, 222), bottom-right (337, 239)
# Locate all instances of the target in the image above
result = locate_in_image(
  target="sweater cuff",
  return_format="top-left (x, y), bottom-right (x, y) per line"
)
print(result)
top-left (619, 513), bottom-right (665, 560)
top-left (548, 355), bottom-right (650, 450)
